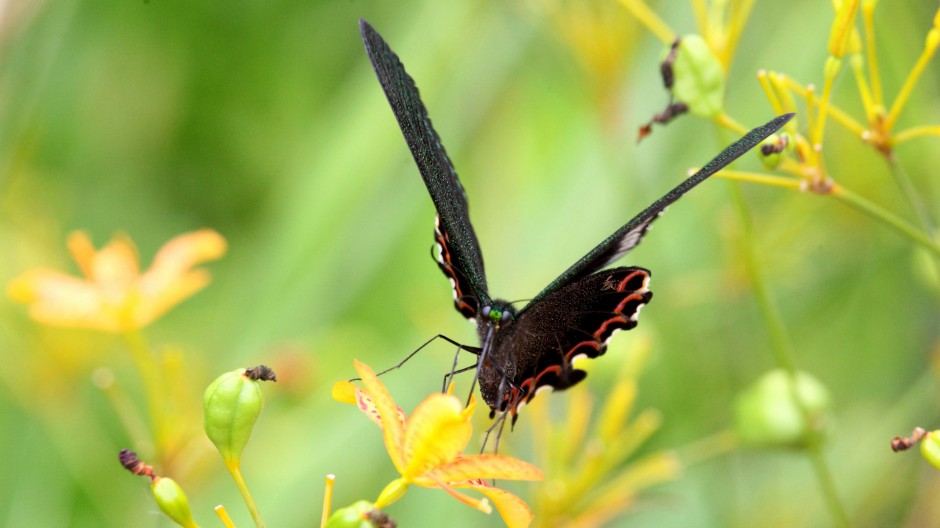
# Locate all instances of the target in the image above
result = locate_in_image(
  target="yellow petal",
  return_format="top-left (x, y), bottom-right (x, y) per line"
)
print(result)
top-left (455, 481), bottom-right (534, 528)
top-left (332, 381), bottom-right (357, 404)
top-left (137, 269), bottom-right (211, 326)
top-left (429, 477), bottom-right (492, 514)
top-left (428, 454), bottom-right (544, 483)
top-left (374, 478), bottom-right (410, 509)
top-left (353, 360), bottom-right (407, 473)
top-left (92, 234), bottom-right (139, 287)
top-left (401, 393), bottom-right (471, 479)
top-left (8, 269), bottom-right (119, 331)
top-left (67, 231), bottom-right (96, 278)
top-left (138, 229), bottom-right (227, 324)
top-left (148, 229), bottom-right (227, 279)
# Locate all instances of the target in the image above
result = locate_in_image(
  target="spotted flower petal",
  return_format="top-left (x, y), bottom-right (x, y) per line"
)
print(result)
top-left (353, 359), bottom-right (407, 473)
top-left (339, 360), bottom-right (543, 527)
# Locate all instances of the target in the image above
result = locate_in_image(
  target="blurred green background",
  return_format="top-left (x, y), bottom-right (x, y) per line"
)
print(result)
top-left (2, 0), bottom-right (940, 526)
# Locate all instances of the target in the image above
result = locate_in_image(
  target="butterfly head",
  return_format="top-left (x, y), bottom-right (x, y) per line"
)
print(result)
top-left (481, 301), bottom-right (515, 328)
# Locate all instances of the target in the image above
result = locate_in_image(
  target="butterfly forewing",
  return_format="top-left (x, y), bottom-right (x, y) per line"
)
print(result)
top-left (529, 113), bottom-right (795, 306)
top-left (480, 267), bottom-right (652, 411)
top-left (360, 20), bottom-right (490, 317)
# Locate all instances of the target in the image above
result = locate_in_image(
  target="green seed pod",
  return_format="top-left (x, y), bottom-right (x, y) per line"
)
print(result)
top-left (324, 501), bottom-right (385, 528)
top-left (921, 431), bottom-right (940, 470)
top-left (151, 477), bottom-right (197, 527)
top-left (670, 34), bottom-right (725, 119)
top-left (734, 369), bottom-right (831, 448)
top-left (758, 133), bottom-right (791, 170)
top-left (204, 367), bottom-right (268, 465)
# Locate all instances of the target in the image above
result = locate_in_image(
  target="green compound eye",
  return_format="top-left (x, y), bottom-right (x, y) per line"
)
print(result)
top-left (488, 308), bottom-right (502, 324)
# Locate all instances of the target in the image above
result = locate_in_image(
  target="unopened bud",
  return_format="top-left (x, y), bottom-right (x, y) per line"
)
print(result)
top-left (151, 477), bottom-right (197, 527)
top-left (204, 366), bottom-right (275, 465)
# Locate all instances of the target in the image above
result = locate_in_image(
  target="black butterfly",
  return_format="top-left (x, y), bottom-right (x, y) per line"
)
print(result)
top-left (360, 19), bottom-right (793, 419)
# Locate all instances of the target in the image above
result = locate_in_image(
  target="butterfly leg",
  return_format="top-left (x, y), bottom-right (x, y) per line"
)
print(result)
top-left (480, 408), bottom-right (510, 456)
top-left (365, 334), bottom-right (482, 382)
top-left (441, 363), bottom-right (478, 392)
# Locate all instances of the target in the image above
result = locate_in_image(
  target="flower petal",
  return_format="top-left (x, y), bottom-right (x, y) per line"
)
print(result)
top-left (148, 229), bottom-right (227, 279)
top-left (401, 393), bottom-right (471, 479)
top-left (455, 481), bottom-right (534, 528)
top-left (428, 454), bottom-right (543, 483)
top-left (67, 231), bottom-right (96, 278)
top-left (353, 360), bottom-right (407, 473)
top-left (8, 269), bottom-right (119, 331)
top-left (429, 477), bottom-right (492, 514)
top-left (331, 380), bottom-right (357, 404)
top-left (91, 234), bottom-right (139, 288)
top-left (137, 229), bottom-right (227, 324)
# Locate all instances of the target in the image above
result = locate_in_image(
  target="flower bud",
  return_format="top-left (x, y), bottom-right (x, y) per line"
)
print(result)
top-left (921, 431), bottom-right (940, 470)
top-left (734, 369), bottom-right (831, 448)
top-left (151, 476), bottom-right (197, 527)
top-left (670, 34), bottom-right (725, 118)
top-left (204, 366), bottom-right (274, 465)
top-left (324, 501), bottom-right (392, 528)
top-left (758, 133), bottom-right (791, 170)
top-left (375, 478), bottom-right (409, 509)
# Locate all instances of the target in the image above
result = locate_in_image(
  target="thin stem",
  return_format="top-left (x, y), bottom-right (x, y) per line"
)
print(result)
top-left (728, 182), bottom-right (851, 527)
top-left (893, 125), bottom-right (940, 144)
top-left (618, 0), bottom-right (675, 44)
top-left (715, 170), bottom-right (803, 190)
top-left (849, 52), bottom-right (875, 124)
top-left (321, 474), bottom-right (336, 528)
top-left (886, 158), bottom-right (935, 240)
top-left (92, 369), bottom-right (151, 451)
top-left (861, 0), bottom-right (883, 109)
top-left (832, 184), bottom-right (940, 258)
top-left (214, 506), bottom-right (237, 528)
top-left (726, 0), bottom-right (755, 67)
top-left (722, 168), bottom-right (940, 257)
top-left (777, 74), bottom-right (868, 137)
top-left (715, 112), bottom-right (748, 135)
top-left (123, 330), bottom-right (168, 455)
top-left (226, 462), bottom-right (266, 528)
top-left (884, 22), bottom-right (940, 130)
top-left (806, 447), bottom-right (852, 528)
top-left (673, 429), bottom-right (738, 467)
top-left (691, 0), bottom-right (708, 41)
top-left (728, 183), bottom-right (793, 368)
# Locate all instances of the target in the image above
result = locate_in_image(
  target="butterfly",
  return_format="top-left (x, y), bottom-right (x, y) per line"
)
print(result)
top-left (360, 19), bottom-right (793, 421)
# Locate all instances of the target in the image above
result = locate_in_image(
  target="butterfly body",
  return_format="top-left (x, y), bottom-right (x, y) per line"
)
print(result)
top-left (360, 19), bottom-right (793, 417)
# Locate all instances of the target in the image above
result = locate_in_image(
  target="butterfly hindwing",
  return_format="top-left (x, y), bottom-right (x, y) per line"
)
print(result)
top-left (360, 20), bottom-right (489, 318)
top-left (481, 267), bottom-right (652, 410)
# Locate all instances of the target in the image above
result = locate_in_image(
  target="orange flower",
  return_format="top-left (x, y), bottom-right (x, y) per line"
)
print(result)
top-left (333, 360), bottom-right (543, 528)
top-left (8, 229), bottom-right (226, 332)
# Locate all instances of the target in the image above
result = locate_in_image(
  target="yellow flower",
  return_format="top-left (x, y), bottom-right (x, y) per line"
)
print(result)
top-left (333, 360), bottom-right (543, 528)
top-left (9, 229), bottom-right (226, 332)
top-left (528, 336), bottom-right (681, 528)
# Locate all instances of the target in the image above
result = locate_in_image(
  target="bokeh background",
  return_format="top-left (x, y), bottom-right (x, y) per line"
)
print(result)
top-left (2, 0), bottom-right (940, 526)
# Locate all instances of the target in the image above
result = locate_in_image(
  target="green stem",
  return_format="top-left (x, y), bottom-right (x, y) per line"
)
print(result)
top-left (833, 185), bottom-right (940, 258)
top-left (123, 330), bottom-right (167, 455)
top-left (673, 429), bottom-right (738, 467)
top-left (886, 158), bottom-right (935, 241)
top-left (729, 183), bottom-right (852, 527)
top-left (226, 462), bottom-right (266, 528)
